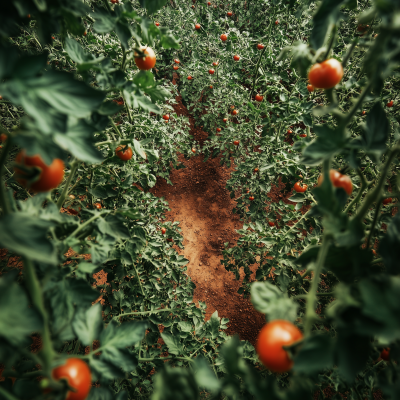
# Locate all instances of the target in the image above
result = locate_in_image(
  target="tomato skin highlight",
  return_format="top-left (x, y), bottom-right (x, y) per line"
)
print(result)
top-left (115, 145), bottom-right (133, 161)
top-left (191, 148), bottom-right (196, 153)
top-left (173, 65), bottom-right (179, 70)
top-left (307, 84), bottom-right (314, 92)
top-left (161, 227), bottom-right (166, 235)
top-left (52, 358), bottom-right (91, 400)
top-left (163, 114), bottom-right (170, 121)
top-left (308, 58), bottom-right (343, 89)
top-left (195, 23), bottom-right (201, 30)
top-left (216, 128), bottom-right (221, 132)
top-left (15, 152), bottom-right (65, 193)
top-left (232, 109), bottom-right (238, 115)
top-left (256, 320), bottom-right (303, 373)
top-left (220, 34), bottom-right (228, 42)
top-left (94, 203), bottom-right (102, 209)
top-left (134, 46), bottom-right (156, 70)
top-left (227, 11), bottom-right (233, 16)
top-left (233, 55), bottom-right (240, 61)
top-left (174, 59), bottom-right (180, 64)
top-left (294, 182), bottom-right (307, 193)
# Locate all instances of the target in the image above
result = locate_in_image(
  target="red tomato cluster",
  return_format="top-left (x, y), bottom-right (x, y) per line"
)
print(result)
top-left (318, 169), bottom-right (353, 195)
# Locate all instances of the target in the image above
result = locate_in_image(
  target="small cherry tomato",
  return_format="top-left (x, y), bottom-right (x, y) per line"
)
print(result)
top-left (294, 182), bottom-right (307, 193)
top-left (167, 238), bottom-right (173, 242)
top-left (287, 129), bottom-right (292, 134)
top-left (381, 348), bottom-right (390, 361)
top-left (52, 358), bottom-right (91, 400)
top-left (14, 152), bottom-right (65, 193)
top-left (216, 128), bottom-right (221, 132)
top-left (318, 169), bottom-right (353, 195)
top-left (0, 134), bottom-right (7, 142)
top-left (383, 197), bottom-right (392, 205)
top-left (275, 20), bottom-right (279, 25)
top-left (227, 11), bottom-right (233, 16)
top-left (255, 94), bottom-right (263, 102)
top-left (233, 55), bottom-right (240, 61)
top-left (207, 1), bottom-right (211, 5)
top-left (223, 118), bottom-right (228, 122)
top-left (195, 23), bottom-right (201, 30)
top-left (268, 221), bottom-right (275, 227)
top-left (256, 320), bottom-right (303, 373)
top-left (299, 134), bottom-right (307, 138)
top-left (191, 148), bottom-right (196, 153)
top-left (308, 58), bottom-right (343, 89)
top-left (115, 145), bottom-right (133, 161)
top-left (134, 46), bottom-right (156, 71)
top-left (212, 61), bottom-right (219, 66)
top-left (220, 34), bottom-right (228, 42)
top-left (257, 44), bottom-right (264, 50)
top-left (94, 203), bottom-right (102, 209)
top-left (192, 5), bottom-right (195, 8)
top-left (174, 59), bottom-right (180, 64)
top-left (209, 85), bottom-right (213, 89)
top-left (233, 140), bottom-right (239, 145)
top-left (161, 227), bottom-right (166, 235)
top-left (362, 110), bottom-right (366, 115)
top-left (209, 69), bottom-right (215, 75)
top-left (245, 189), bottom-right (250, 193)
top-left (83, 31), bottom-right (87, 36)
top-left (372, 249), bottom-right (377, 256)
top-left (155, 22), bottom-right (160, 26)
top-left (254, 168), bottom-right (259, 173)
top-left (249, 196), bottom-right (254, 201)
top-left (163, 114), bottom-right (170, 121)
top-left (187, 76), bottom-right (193, 80)
top-left (307, 84), bottom-right (314, 92)
top-left (387, 100), bottom-right (394, 108)
top-left (232, 109), bottom-right (238, 115)
top-left (173, 65), bottom-right (179, 70)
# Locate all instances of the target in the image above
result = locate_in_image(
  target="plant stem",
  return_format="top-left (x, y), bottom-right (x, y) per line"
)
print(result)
top-left (353, 144), bottom-right (400, 221)
top-left (56, 160), bottom-right (79, 210)
top-left (0, 136), bottom-right (12, 215)
top-left (109, 117), bottom-right (122, 138)
top-left (323, 24), bottom-right (337, 60)
top-left (366, 201), bottom-right (382, 250)
top-left (304, 235), bottom-right (331, 337)
top-left (345, 168), bottom-right (368, 213)
top-left (282, 209), bottom-right (311, 238)
top-left (133, 263), bottom-right (145, 296)
top-left (113, 308), bottom-right (175, 320)
top-left (69, 212), bottom-right (108, 239)
top-left (139, 356), bottom-right (193, 362)
top-left (23, 257), bottom-right (55, 373)
top-left (0, 387), bottom-right (20, 400)
top-left (249, 46), bottom-right (267, 101)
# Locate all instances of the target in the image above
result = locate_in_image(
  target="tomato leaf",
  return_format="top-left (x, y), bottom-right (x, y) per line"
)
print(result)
top-left (72, 303), bottom-right (104, 346)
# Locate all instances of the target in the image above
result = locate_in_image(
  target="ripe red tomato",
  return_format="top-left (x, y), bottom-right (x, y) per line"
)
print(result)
top-left (209, 69), bottom-right (215, 75)
top-left (227, 11), bottom-right (233, 16)
top-left (275, 20), bottom-right (279, 25)
top-left (191, 5), bottom-right (195, 8)
top-left (268, 221), bottom-right (275, 227)
top-left (83, 31), bottom-right (87, 36)
top-left (307, 84), bottom-right (314, 92)
top-left (294, 182), bottom-right (307, 193)
top-left (318, 169), bottom-right (353, 195)
top-left (173, 65), bottom-right (179, 70)
top-left (209, 85), bottom-right (213, 89)
top-left (187, 76), bottom-right (193, 80)
top-left (387, 100), bottom-right (394, 108)
top-left (308, 58), bottom-right (343, 89)
top-left (0, 95), bottom-right (3, 100)
top-left (195, 23), bottom-right (201, 30)
top-left (134, 46), bottom-right (156, 70)
top-left (299, 134), bottom-right (307, 138)
top-left (245, 189), bottom-right (250, 193)
top-left (249, 196), bottom-right (254, 201)
top-left (220, 34), bottom-right (228, 42)
top-left (254, 168), bottom-right (259, 172)
top-left (111, 0), bottom-right (119, 3)
top-left (257, 43), bottom-right (264, 50)
top-left (0, 134), bottom-right (7, 142)
top-left (167, 238), bottom-right (173, 242)
top-left (233, 140), bottom-right (239, 145)
top-left (191, 148), bottom-right (196, 153)
top-left (383, 197), bottom-right (392, 205)
top-left (255, 94), bottom-right (263, 102)
top-left (287, 129), bottom-right (292, 134)
top-left (115, 145), bottom-right (133, 161)
top-left (174, 59), bottom-right (180, 64)
top-left (232, 109), bottom-right (238, 115)
top-left (212, 61), bottom-right (219, 66)
top-left (207, 1), bottom-right (211, 5)
top-left (14, 152), bottom-right (65, 193)
top-left (372, 249), bottom-right (377, 256)
top-left (381, 348), bottom-right (390, 361)
top-left (161, 227), bottom-right (166, 235)
top-left (256, 320), bottom-right (303, 373)
top-left (94, 203), bottom-right (102, 209)
top-left (52, 358), bottom-right (91, 400)
top-left (223, 118), bottom-right (228, 122)
top-left (155, 22), bottom-right (160, 26)
top-left (233, 55), bottom-right (240, 61)
top-left (362, 110), bottom-right (366, 115)
top-left (216, 128), bottom-right (221, 132)
top-left (163, 114), bottom-right (170, 121)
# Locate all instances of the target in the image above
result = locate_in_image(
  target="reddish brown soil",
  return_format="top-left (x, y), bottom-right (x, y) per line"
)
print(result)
top-left (150, 90), bottom-right (265, 345)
